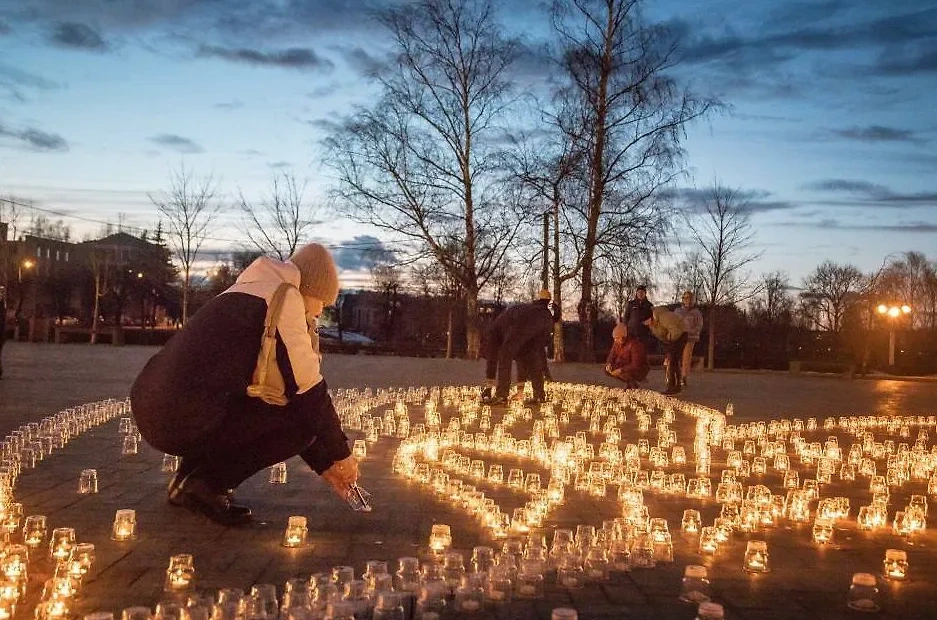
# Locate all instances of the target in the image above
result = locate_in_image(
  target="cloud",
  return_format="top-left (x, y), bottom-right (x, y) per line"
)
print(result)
top-left (831, 125), bottom-right (923, 143)
top-left (213, 100), bottom-right (244, 110)
top-left (874, 45), bottom-right (937, 76)
top-left (147, 133), bottom-right (204, 153)
top-left (267, 160), bottom-right (290, 169)
top-left (50, 22), bottom-right (107, 50)
top-left (0, 20), bottom-right (10, 35)
top-left (664, 186), bottom-right (799, 214)
top-left (0, 62), bottom-right (58, 102)
top-left (335, 46), bottom-right (386, 77)
top-left (332, 235), bottom-right (395, 271)
top-left (308, 83), bottom-right (342, 99)
top-left (803, 179), bottom-right (937, 208)
top-left (307, 117), bottom-right (341, 133)
top-left (0, 121), bottom-right (68, 151)
top-left (775, 218), bottom-right (937, 233)
top-left (197, 45), bottom-right (334, 71)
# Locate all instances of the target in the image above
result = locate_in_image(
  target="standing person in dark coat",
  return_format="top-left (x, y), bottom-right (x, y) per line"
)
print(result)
top-left (624, 286), bottom-right (653, 346)
top-left (130, 244), bottom-right (358, 526)
top-left (645, 306), bottom-right (688, 395)
top-left (480, 289), bottom-right (555, 405)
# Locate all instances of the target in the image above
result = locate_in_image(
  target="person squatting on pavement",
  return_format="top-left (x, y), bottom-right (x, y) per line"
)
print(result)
top-left (673, 290), bottom-right (704, 386)
top-left (480, 289), bottom-right (556, 406)
top-left (130, 243), bottom-right (358, 526)
top-left (604, 321), bottom-right (650, 389)
top-left (645, 306), bottom-right (688, 396)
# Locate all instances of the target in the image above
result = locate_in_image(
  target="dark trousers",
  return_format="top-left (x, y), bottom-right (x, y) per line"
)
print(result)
top-left (516, 345), bottom-right (546, 400)
top-left (177, 389), bottom-right (338, 491)
top-left (662, 332), bottom-right (689, 388)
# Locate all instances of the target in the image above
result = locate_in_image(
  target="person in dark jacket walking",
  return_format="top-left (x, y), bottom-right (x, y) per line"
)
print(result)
top-left (624, 286), bottom-right (654, 345)
top-left (481, 290), bottom-right (555, 405)
top-left (130, 244), bottom-right (357, 526)
top-left (604, 322), bottom-right (649, 388)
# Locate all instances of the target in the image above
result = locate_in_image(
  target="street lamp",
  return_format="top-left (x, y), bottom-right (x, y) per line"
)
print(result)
top-left (876, 303), bottom-right (912, 366)
top-left (19, 258), bottom-right (34, 282)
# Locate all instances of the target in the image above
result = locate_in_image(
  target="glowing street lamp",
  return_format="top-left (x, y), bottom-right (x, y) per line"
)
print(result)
top-left (877, 303), bottom-right (912, 366)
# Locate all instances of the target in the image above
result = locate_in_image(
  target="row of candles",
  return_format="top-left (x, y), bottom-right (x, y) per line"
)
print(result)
top-left (0, 399), bottom-right (132, 620)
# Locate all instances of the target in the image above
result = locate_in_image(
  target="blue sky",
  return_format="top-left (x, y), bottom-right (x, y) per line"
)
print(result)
top-left (0, 0), bottom-right (935, 288)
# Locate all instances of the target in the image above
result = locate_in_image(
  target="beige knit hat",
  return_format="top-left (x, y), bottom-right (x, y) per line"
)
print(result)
top-left (612, 321), bottom-right (627, 339)
top-left (288, 243), bottom-right (340, 304)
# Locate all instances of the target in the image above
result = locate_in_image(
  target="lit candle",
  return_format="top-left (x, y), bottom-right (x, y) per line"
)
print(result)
top-left (883, 549), bottom-right (908, 581)
top-left (282, 516), bottom-right (308, 548)
top-left (744, 540), bottom-right (769, 573)
top-left (164, 553), bottom-right (195, 591)
top-left (110, 509), bottom-right (136, 541)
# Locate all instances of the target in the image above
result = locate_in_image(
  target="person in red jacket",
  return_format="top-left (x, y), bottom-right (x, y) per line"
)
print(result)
top-left (604, 322), bottom-right (649, 389)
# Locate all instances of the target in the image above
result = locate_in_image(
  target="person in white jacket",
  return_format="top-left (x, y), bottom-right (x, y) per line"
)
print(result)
top-left (130, 243), bottom-right (358, 526)
top-left (673, 291), bottom-right (704, 386)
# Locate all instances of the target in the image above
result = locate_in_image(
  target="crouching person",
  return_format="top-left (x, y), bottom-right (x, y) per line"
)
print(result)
top-left (130, 243), bottom-right (358, 526)
top-left (604, 322), bottom-right (649, 389)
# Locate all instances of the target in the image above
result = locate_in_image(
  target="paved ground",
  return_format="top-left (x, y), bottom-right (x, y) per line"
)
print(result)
top-left (3, 343), bottom-right (937, 619)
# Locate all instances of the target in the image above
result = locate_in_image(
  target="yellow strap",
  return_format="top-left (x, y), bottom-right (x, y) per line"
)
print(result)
top-left (246, 283), bottom-right (293, 406)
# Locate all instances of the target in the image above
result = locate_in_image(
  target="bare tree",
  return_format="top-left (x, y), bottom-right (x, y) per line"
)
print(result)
top-left (875, 252), bottom-right (937, 329)
top-left (88, 246), bottom-right (114, 344)
top-left (800, 261), bottom-right (865, 332)
top-left (148, 166), bottom-right (221, 324)
top-left (687, 184), bottom-right (762, 369)
top-left (371, 262), bottom-right (403, 340)
top-left (324, 0), bottom-right (523, 358)
top-left (666, 251), bottom-right (706, 303)
top-left (236, 171), bottom-right (319, 260)
top-left (603, 259), bottom-right (650, 321)
top-left (552, 0), bottom-right (714, 361)
top-left (749, 271), bottom-right (794, 324)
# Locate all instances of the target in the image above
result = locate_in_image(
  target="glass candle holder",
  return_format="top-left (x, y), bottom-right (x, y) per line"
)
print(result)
top-left (1, 544), bottom-right (28, 582)
top-left (163, 554), bottom-right (196, 593)
top-left (812, 518), bottom-right (833, 545)
top-left (23, 514), bottom-right (48, 548)
top-left (111, 509), bottom-right (136, 541)
top-left (743, 540), bottom-right (769, 573)
top-left (697, 529), bottom-right (718, 556)
top-left (428, 524), bottom-right (451, 554)
top-left (283, 516), bottom-right (307, 548)
top-left (78, 469), bottom-right (98, 494)
top-left (269, 462), bottom-right (288, 484)
top-left (68, 542), bottom-right (95, 579)
top-left (121, 435), bottom-right (139, 456)
top-left (161, 455), bottom-right (180, 473)
top-left (679, 565), bottom-right (711, 604)
top-left (847, 572), bottom-right (880, 612)
top-left (883, 549), bottom-right (908, 581)
top-left (352, 440), bottom-right (367, 460)
top-left (49, 527), bottom-right (76, 562)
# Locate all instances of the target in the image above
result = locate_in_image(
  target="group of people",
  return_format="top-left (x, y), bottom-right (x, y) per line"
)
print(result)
top-left (127, 242), bottom-right (703, 527)
top-left (605, 286), bottom-right (703, 395)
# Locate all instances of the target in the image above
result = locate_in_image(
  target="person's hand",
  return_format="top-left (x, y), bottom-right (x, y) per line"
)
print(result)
top-left (604, 364), bottom-right (612, 373)
top-left (321, 455), bottom-right (359, 498)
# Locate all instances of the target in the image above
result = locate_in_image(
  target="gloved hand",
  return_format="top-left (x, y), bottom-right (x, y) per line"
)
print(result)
top-left (321, 455), bottom-right (359, 498)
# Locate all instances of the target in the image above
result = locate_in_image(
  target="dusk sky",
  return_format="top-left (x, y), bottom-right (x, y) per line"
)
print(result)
top-left (0, 0), bottom-right (935, 290)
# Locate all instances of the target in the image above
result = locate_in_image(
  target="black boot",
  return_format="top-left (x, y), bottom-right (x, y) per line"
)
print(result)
top-left (172, 475), bottom-right (252, 526)
top-left (480, 386), bottom-right (493, 401)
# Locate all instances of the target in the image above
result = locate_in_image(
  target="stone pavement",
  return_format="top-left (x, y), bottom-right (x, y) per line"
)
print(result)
top-left (3, 343), bottom-right (937, 620)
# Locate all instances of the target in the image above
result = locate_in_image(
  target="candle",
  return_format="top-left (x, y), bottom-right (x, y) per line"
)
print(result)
top-left (110, 509), bottom-right (136, 541)
top-left (164, 554), bottom-right (195, 591)
top-left (282, 516), bottom-right (307, 548)
top-left (744, 540), bottom-right (769, 573)
top-left (883, 549), bottom-right (908, 581)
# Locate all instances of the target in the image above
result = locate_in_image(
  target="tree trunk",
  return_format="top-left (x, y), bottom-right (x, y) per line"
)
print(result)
top-left (579, 257), bottom-right (596, 363)
top-left (465, 287), bottom-right (480, 359)
top-left (445, 303), bottom-right (454, 359)
top-left (90, 274), bottom-right (102, 345)
top-left (707, 306), bottom-right (716, 369)
top-left (182, 268), bottom-right (190, 324)
top-left (552, 193), bottom-right (565, 363)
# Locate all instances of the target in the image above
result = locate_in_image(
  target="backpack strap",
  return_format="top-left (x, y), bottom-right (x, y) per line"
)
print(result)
top-left (246, 282), bottom-right (294, 406)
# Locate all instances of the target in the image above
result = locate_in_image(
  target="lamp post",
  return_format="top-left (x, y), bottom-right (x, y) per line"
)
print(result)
top-left (876, 303), bottom-right (911, 366)
top-left (18, 258), bottom-right (34, 283)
